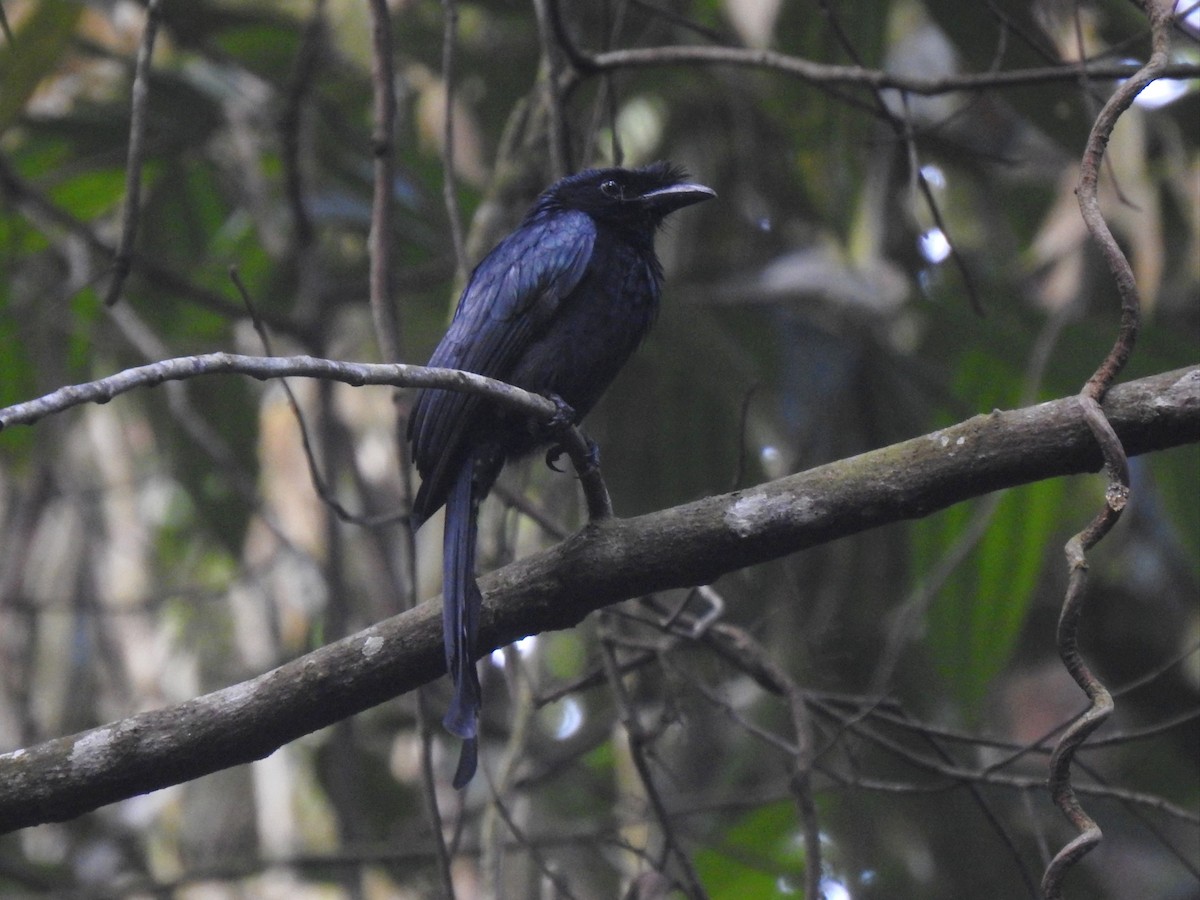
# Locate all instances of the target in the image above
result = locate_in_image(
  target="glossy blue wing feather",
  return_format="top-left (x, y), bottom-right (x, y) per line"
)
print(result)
top-left (407, 163), bottom-right (714, 790)
top-left (409, 210), bottom-right (596, 519)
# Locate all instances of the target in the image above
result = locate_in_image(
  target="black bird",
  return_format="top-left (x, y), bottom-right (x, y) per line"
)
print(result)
top-left (408, 162), bottom-right (714, 787)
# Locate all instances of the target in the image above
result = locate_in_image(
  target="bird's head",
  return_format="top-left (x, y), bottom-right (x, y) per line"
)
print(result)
top-left (543, 161), bottom-right (715, 232)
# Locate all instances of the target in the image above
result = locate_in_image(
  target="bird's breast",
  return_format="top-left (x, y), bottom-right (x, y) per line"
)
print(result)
top-left (507, 241), bottom-right (661, 419)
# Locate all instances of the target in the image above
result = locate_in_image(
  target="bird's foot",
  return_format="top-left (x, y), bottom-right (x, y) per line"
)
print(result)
top-left (542, 393), bottom-right (581, 472)
top-left (543, 392), bottom-right (577, 432)
top-left (545, 434), bottom-right (600, 474)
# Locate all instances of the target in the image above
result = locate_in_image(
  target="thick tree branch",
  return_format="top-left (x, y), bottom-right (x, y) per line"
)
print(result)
top-left (0, 367), bottom-right (1196, 833)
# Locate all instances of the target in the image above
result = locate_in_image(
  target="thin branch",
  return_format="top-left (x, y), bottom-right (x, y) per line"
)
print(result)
top-left (366, 0), bottom-right (399, 362)
top-left (533, 0), bottom-right (571, 176)
top-left (230, 269), bottom-right (408, 528)
top-left (0, 353), bottom-right (557, 431)
top-left (483, 771), bottom-right (580, 899)
top-left (806, 701), bottom-right (1200, 822)
top-left (0, 153), bottom-right (311, 340)
top-left (816, 690), bottom-right (1200, 756)
top-left (543, 9), bottom-right (1200, 96)
top-left (1, 361), bottom-right (1194, 496)
top-left (812, 0), bottom-right (985, 316)
top-left (536, 648), bottom-right (655, 707)
top-left (103, 0), bottom-right (162, 307)
top-left (0, 350), bottom-right (616, 530)
top-left (627, 0), bottom-right (728, 43)
top-left (599, 634), bottom-right (708, 899)
top-left (1111, 638), bottom-right (1200, 699)
top-left (913, 147), bottom-right (984, 313)
top-left (1042, 2), bottom-right (1175, 897)
top-left (700, 623), bottom-right (823, 899)
top-left (279, 0), bottom-right (326, 251)
top-left (908, 713), bottom-right (1041, 897)
top-left (440, 0), bottom-right (467, 280)
top-left (416, 691), bottom-right (456, 900)
top-left (597, 0), bottom-right (629, 166)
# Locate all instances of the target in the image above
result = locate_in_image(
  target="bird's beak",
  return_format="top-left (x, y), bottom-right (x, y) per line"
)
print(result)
top-left (640, 181), bottom-right (716, 214)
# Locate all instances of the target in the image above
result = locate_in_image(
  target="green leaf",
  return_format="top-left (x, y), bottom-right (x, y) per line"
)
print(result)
top-left (50, 167), bottom-right (129, 220)
top-left (965, 480), bottom-right (1063, 709)
top-left (916, 476), bottom-right (1066, 716)
top-left (695, 802), bottom-right (808, 898)
top-left (1150, 445), bottom-right (1200, 577)
top-left (0, 303), bottom-right (33, 418)
top-left (544, 631), bottom-right (586, 680)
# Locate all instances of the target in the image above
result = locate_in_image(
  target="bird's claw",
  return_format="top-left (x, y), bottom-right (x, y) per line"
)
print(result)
top-left (542, 393), bottom-right (578, 472)
top-left (545, 435), bottom-right (600, 475)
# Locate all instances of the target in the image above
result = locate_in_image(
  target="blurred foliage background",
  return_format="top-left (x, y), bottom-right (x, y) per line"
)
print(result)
top-left (0, 0), bottom-right (1197, 898)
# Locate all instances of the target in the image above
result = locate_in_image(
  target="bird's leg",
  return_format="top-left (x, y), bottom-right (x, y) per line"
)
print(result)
top-left (539, 401), bottom-right (611, 518)
top-left (544, 392), bottom-right (577, 432)
top-left (580, 434), bottom-right (601, 472)
top-left (541, 392), bottom-right (579, 472)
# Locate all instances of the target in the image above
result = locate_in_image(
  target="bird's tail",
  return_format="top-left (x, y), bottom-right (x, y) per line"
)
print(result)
top-left (442, 456), bottom-right (483, 788)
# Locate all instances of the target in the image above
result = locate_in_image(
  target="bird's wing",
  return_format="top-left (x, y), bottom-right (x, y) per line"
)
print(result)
top-left (409, 210), bottom-right (596, 519)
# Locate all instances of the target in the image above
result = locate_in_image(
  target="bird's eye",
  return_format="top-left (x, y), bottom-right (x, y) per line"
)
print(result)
top-left (600, 179), bottom-right (621, 199)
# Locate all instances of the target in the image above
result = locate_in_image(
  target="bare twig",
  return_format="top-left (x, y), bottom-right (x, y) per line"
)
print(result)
top-left (532, 0), bottom-right (571, 175)
top-left (0, 153), bottom-right (310, 339)
top-left (543, 2), bottom-right (1199, 96)
top-left (805, 699), bottom-right (1200, 822)
top-left (0, 353), bottom-right (556, 431)
top-left (598, 633), bottom-right (708, 899)
top-left (913, 149), bottom-right (984, 313)
top-left (279, 0), bottom-right (326, 251)
top-left (915, 716), bottom-right (1041, 896)
top-left (589, 48), bottom-right (1200, 94)
top-left (0, 349), bottom-right (613, 537)
top-left (1042, 2), bottom-right (1175, 897)
top-left (230, 269), bottom-right (408, 528)
top-left (483, 763), bottom-right (580, 899)
top-left (103, 0), bottom-right (162, 307)
top-left (440, 0), bottom-right (467, 280)
top-left (416, 693), bottom-right (456, 900)
top-left (812, 0), bottom-right (985, 316)
top-left (702, 623), bottom-right (824, 899)
top-left (366, 0), bottom-right (399, 363)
